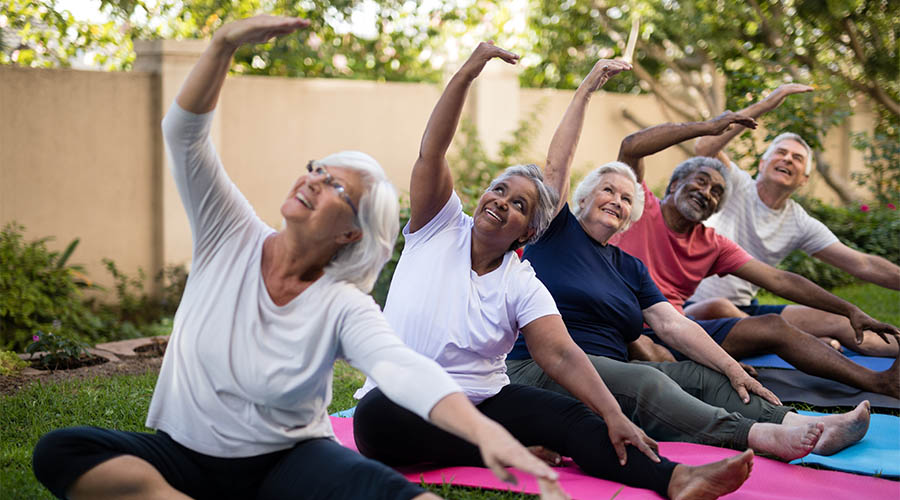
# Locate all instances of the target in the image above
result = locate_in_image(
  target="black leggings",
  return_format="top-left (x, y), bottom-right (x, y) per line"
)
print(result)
top-left (354, 384), bottom-right (678, 497)
top-left (32, 426), bottom-right (423, 500)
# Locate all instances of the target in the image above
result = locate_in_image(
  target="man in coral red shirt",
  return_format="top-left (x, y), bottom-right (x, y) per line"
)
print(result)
top-left (608, 112), bottom-right (900, 399)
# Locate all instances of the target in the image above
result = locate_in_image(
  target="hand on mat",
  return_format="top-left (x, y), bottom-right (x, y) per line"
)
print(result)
top-left (727, 368), bottom-right (781, 406)
top-left (215, 15), bottom-right (309, 51)
top-left (848, 310), bottom-right (900, 345)
top-left (460, 42), bottom-right (519, 80)
top-left (605, 412), bottom-right (659, 466)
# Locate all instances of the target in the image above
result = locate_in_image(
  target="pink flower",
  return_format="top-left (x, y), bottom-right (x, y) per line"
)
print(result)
top-left (888, 203), bottom-right (896, 210)
top-left (32, 335), bottom-right (40, 342)
top-left (860, 204), bottom-right (870, 212)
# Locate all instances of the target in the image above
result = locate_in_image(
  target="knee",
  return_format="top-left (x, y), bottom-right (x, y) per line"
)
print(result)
top-left (748, 314), bottom-right (794, 343)
top-left (33, 427), bottom-right (89, 494)
top-left (705, 298), bottom-right (742, 318)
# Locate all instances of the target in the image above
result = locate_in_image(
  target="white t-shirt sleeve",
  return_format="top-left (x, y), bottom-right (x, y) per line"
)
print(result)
top-left (794, 206), bottom-right (840, 256)
top-left (727, 161), bottom-right (754, 190)
top-left (513, 264), bottom-right (561, 330)
top-left (338, 295), bottom-right (462, 421)
top-left (162, 102), bottom-right (258, 260)
top-left (403, 191), bottom-right (466, 250)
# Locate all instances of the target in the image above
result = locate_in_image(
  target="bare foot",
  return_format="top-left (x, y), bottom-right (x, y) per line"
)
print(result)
top-left (820, 337), bottom-right (843, 352)
top-left (784, 401), bottom-right (870, 456)
top-left (667, 449), bottom-right (753, 500)
top-left (747, 422), bottom-right (823, 460)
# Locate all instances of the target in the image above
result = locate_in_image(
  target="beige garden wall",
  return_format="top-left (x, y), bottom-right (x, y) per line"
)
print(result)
top-left (0, 40), bottom-right (876, 297)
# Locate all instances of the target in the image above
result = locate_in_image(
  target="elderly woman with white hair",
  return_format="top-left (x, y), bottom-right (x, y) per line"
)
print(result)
top-left (351, 44), bottom-right (766, 500)
top-left (30, 16), bottom-right (565, 500)
top-left (506, 61), bottom-right (872, 460)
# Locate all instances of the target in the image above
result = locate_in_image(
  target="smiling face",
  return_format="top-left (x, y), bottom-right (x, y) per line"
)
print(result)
top-left (578, 172), bottom-right (635, 242)
top-left (671, 166), bottom-right (726, 222)
top-left (281, 165), bottom-right (364, 243)
top-left (473, 174), bottom-right (539, 248)
top-left (759, 139), bottom-right (810, 191)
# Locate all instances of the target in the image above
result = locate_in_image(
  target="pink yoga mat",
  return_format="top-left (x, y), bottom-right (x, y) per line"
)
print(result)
top-left (330, 417), bottom-right (899, 499)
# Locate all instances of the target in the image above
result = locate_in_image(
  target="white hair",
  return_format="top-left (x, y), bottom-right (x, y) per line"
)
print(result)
top-left (762, 132), bottom-right (813, 175)
top-left (313, 151), bottom-right (399, 293)
top-left (572, 161), bottom-right (645, 233)
top-left (486, 164), bottom-right (560, 249)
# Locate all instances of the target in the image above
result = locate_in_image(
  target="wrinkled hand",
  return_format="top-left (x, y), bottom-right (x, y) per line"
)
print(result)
top-left (605, 412), bottom-right (659, 466)
top-left (475, 420), bottom-right (562, 490)
top-left (727, 367), bottom-right (781, 406)
top-left (708, 111), bottom-right (757, 135)
top-left (215, 15), bottom-right (309, 51)
top-left (767, 83), bottom-right (814, 108)
top-left (849, 309), bottom-right (900, 345)
top-left (461, 42), bottom-right (520, 79)
top-left (582, 59), bottom-right (632, 93)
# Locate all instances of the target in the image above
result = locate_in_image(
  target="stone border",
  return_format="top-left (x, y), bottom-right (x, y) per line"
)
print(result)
top-left (17, 336), bottom-right (169, 376)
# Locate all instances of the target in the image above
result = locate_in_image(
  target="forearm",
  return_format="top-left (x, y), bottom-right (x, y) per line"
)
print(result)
top-left (695, 98), bottom-right (776, 158)
top-left (176, 36), bottom-right (237, 114)
top-left (759, 271), bottom-right (858, 318)
top-left (544, 85), bottom-right (594, 207)
top-left (654, 315), bottom-right (743, 376)
top-left (618, 120), bottom-right (716, 177)
top-left (428, 392), bottom-right (497, 444)
top-left (418, 68), bottom-right (478, 162)
top-left (846, 255), bottom-right (900, 290)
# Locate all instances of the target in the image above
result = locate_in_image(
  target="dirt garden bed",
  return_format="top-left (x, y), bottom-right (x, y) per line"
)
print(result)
top-left (0, 336), bottom-right (169, 396)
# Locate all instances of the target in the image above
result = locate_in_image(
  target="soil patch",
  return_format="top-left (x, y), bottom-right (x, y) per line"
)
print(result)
top-left (1, 347), bottom-right (164, 397)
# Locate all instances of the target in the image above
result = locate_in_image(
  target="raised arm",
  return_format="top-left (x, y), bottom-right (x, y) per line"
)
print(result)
top-left (617, 112), bottom-right (758, 183)
top-left (733, 259), bottom-right (900, 344)
top-left (176, 16), bottom-right (308, 113)
top-left (695, 84), bottom-right (813, 159)
top-left (408, 43), bottom-right (519, 232)
top-left (521, 315), bottom-right (660, 466)
top-left (544, 59), bottom-right (632, 216)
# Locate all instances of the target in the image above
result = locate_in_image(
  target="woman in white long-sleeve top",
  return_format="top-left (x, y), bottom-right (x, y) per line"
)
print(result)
top-left (31, 16), bottom-right (563, 500)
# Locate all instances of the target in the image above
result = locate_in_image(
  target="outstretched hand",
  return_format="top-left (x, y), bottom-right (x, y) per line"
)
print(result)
top-left (605, 412), bottom-right (660, 466)
top-left (727, 368), bottom-right (781, 406)
top-left (582, 59), bottom-right (633, 93)
top-left (460, 42), bottom-right (520, 79)
top-left (475, 420), bottom-right (566, 497)
top-left (766, 83), bottom-right (814, 108)
top-left (849, 310), bottom-right (900, 345)
top-left (708, 111), bottom-right (758, 135)
top-left (215, 15), bottom-right (309, 51)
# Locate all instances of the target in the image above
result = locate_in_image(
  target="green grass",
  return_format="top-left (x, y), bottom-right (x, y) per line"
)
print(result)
top-left (3, 283), bottom-right (896, 499)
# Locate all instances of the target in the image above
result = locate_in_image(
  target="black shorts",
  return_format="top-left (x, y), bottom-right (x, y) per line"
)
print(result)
top-left (32, 426), bottom-right (423, 500)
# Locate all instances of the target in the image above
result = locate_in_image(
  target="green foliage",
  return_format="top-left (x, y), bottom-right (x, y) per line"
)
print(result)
top-left (851, 132), bottom-right (900, 205)
top-left (25, 329), bottom-right (92, 371)
top-left (0, 350), bottom-right (28, 376)
top-left (778, 198), bottom-right (900, 289)
top-left (0, 222), bottom-right (103, 351)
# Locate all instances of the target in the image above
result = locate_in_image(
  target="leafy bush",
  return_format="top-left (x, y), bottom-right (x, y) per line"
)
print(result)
top-left (0, 222), bottom-right (103, 351)
top-left (851, 132), bottom-right (900, 206)
top-left (779, 198), bottom-right (900, 289)
top-left (25, 329), bottom-right (93, 371)
top-left (0, 350), bottom-right (28, 376)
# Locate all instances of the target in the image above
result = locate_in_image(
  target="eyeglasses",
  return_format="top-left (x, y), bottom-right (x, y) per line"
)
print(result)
top-left (306, 161), bottom-right (359, 219)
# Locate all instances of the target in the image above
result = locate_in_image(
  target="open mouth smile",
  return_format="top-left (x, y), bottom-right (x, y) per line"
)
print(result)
top-left (485, 208), bottom-right (504, 223)
top-left (295, 192), bottom-right (313, 209)
top-left (601, 207), bottom-right (620, 219)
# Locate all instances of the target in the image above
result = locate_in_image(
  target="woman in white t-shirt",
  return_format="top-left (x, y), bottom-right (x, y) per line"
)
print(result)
top-left (31, 16), bottom-right (565, 500)
top-left (353, 43), bottom-right (754, 499)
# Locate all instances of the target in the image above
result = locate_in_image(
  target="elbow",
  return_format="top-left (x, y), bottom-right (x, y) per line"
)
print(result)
top-left (618, 134), bottom-right (639, 160)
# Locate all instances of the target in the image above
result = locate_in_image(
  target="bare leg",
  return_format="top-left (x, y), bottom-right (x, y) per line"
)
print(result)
top-left (747, 422), bottom-right (823, 460)
top-left (684, 298), bottom-right (748, 320)
top-left (782, 401), bottom-right (871, 455)
top-left (720, 315), bottom-right (900, 398)
top-left (68, 455), bottom-right (192, 500)
top-left (413, 493), bottom-right (442, 500)
top-left (782, 305), bottom-right (898, 357)
top-left (667, 449), bottom-right (754, 500)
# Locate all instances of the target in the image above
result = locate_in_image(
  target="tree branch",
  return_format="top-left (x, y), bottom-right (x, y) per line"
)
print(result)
top-left (812, 150), bottom-right (858, 204)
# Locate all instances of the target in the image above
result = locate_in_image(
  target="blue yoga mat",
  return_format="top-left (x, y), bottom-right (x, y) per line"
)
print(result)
top-left (791, 410), bottom-right (900, 478)
top-left (743, 351), bottom-right (894, 371)
top-left (331, 407), bottom-right (356, 418)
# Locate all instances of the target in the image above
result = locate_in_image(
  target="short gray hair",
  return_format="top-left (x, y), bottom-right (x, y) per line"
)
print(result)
top-left (762, 132), bottom-right (813, 175)
top-left (314, 151), bottom-right (399, 293)
top-left (486, 164), bottom-right (559, 250)
top-left (572, 162), bottom-right (645, 233)
top-left (664, 156), bottom-right (730, 213)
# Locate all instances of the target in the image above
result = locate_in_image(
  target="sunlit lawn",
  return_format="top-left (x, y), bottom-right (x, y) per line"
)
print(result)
top-left (1, 283), bottom-right (897, 499)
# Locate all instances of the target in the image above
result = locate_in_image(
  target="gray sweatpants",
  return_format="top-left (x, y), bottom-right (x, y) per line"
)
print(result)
top-left (506, 356), bottom-right (793, 450)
